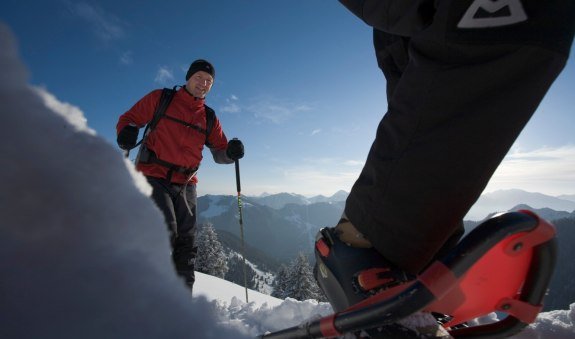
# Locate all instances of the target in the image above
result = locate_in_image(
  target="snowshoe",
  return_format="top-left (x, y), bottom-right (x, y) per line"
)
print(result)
top-left (260, 210), bottom-right (557, 338)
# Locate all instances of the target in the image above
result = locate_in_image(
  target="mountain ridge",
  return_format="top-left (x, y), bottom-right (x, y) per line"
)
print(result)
top-left (198, 189), bottom-right (574, 266)
top-left (247, 190), bottom-right (348, 209)
top-left (466, 189), bottom-right (575, 220)
top-left (203, 189), bottom-right (575, 220)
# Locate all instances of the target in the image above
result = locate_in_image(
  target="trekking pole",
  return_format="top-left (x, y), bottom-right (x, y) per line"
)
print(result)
top-left (235, 156), bottom-right (249, 303)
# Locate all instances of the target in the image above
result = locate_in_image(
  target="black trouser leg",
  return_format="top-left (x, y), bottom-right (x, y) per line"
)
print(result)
top-left (343, 0), bottom-right (574, 274)
top-left (374, 28), bottom-right (467, 261)
top-left (147, 177), bottom-right (198, 288)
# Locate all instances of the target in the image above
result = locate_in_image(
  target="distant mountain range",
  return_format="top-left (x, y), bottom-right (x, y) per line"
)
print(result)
top-left (198, 189), bottom-right (574, 264)
top-left (200, 189), bottom-right (574, 311)
top-left (466, 189), bottom-right (575, 221)
top-left (249, 189), bottom-right (575, 221)
top-left (249, 190), bottom-right (348, 209)
top-left (197, 194), bottom-right (345, 264)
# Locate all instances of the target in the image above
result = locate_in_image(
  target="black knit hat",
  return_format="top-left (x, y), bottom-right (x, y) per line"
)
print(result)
top-left (185, 59), bottom-right (215, 81)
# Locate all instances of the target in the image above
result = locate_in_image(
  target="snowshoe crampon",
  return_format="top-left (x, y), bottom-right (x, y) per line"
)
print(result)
top-left (260, 210), bottom-right (556, 338)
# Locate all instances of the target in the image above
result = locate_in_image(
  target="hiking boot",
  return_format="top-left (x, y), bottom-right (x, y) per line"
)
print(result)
top-left (314, 218), bottom-right (452, 338)
top-left (334, 216), bottom-right (373, 248)
top-left (314, 226), bottom-right (414, 312)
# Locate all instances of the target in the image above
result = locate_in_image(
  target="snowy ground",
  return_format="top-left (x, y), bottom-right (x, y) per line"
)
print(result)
top-left (195, 272), bottom-right (333, 336)
top-left (200, 195), bottom-right (230, 218)
top-left (1, 22), bottom-right (574, 339)
top-left (195, 271), bottom-right (575, 338)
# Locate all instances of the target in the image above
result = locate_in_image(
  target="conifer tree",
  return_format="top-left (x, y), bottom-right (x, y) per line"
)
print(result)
top-left (196, 223), bottom-right (228, 278)
top-left (274, 253), bottom-right (325, 301)
top-left (271, 264), bottom-right (291, 299)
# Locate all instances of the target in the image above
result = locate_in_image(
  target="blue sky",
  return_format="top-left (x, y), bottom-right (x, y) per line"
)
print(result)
top-left (2, 0), bottom-right (574, 197)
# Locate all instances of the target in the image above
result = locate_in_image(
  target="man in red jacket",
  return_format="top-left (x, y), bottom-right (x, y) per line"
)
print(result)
top-left (116, 59), bottom-right (244, 290)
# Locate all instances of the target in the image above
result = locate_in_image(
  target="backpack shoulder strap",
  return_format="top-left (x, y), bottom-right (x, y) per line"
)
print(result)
top-left (204, 104), bottom-right (216, 147)
top-left (136, 86), bottom-right (177, 147)
top-left (149, 87), bottom-right (177, 131)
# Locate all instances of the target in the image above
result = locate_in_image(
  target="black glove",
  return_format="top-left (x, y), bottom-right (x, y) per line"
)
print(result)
top-left (226, 138), bottom-right (244, 161)
top-left (117, 124), bottom-right (139, 150)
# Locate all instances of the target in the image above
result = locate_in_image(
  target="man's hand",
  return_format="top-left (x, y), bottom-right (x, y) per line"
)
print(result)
top-left (226, 138), bottom-right (244, 161)
top-left (117, 124), bottom-right (139, 150)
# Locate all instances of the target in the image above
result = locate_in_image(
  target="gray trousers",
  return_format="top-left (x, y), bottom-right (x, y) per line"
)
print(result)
top-left (341, 0), bottom-right (575, 274)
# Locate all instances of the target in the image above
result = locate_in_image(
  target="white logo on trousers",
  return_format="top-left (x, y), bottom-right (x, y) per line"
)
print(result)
top-left (458, 0), bottom-right (528, 28)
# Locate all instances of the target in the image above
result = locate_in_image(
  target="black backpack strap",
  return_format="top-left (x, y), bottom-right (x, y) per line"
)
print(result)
top-left (147, 87), bottom-right (177, 133)
top-left (145, 149), bottom-right (199, 182)
top-left (204, 104), bottom-right (216, 147)
top-left (161, 115), bottom-right (208, 135)
top-left (147, 89), bottom-right (215, 146)
top-left (134, 87), bottom-right (177, 148)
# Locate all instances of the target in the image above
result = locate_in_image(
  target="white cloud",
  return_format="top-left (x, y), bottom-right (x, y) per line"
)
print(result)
top-left (67, 2), bottom-right (126, 42)
top-left (155, 66), bottom-right (174, 84)
top-left (221, 95), bottom-right (241, 113)
top-left (221, 103), bottom-right (241, 113)
top-left (344, 160), bottom-right (364, 167)
top-left (331, 125), bottom-right (362, 136)
top-left (248, 97), bottom-right (311, 124)
top-left (302, 157), bottom-right (339, 165)
top-left (119, 51), bottom-right (133, 65)
top-left (280, 166), bottom-right (357, 196)
top-left (485, 145), bottom-right (575, 195)
top-left (265, 157), bottom-right (362, 195)
top-left (311, 129), bottom-right (321, 136)
top-left (247, 144), bottom-right (575, 200)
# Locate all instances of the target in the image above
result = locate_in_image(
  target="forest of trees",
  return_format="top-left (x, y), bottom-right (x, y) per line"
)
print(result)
top-left (224, 254), bottom-right (258, 290)
top-left (196, 222), bottom-right (325, 300)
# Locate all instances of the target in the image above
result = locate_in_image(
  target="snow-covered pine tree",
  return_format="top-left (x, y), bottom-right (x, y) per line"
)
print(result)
top-left (276, 253), bottom-right (325, 301)
top-left (196, 223), bottom-right (228, 278)
top-left (271, 264), bottom-right (291, 299)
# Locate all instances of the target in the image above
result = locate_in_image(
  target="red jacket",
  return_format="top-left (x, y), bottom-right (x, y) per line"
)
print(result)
top-left (117, 87), bottom-right (229, 184)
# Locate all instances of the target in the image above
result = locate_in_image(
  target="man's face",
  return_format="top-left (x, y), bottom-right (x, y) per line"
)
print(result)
top-left (185, 71), bottom-right (214, 98)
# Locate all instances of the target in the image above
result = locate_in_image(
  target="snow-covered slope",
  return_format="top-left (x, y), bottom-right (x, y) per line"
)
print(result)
top-left (194, 271), bottom-right (575, 338)
top-left (195, 271), bottom-right (334, 337)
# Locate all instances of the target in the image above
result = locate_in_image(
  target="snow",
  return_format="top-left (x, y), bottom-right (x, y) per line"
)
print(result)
top-left (200, 195), bottom-right (229, 218)
top-left (195, 272), bottom-right (333, 336)
top-left (228, 251), bottom-right (276, 295)
top-left (195, 271), bottom-right (283, 308)
top-left (1, 22), bottom-right (574, 339)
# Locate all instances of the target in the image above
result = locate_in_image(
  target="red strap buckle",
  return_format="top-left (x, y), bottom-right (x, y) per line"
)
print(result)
top-left (316, 238), bottom-right (330, 257)
top-left (356, 268), bottom-right (394, 291)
